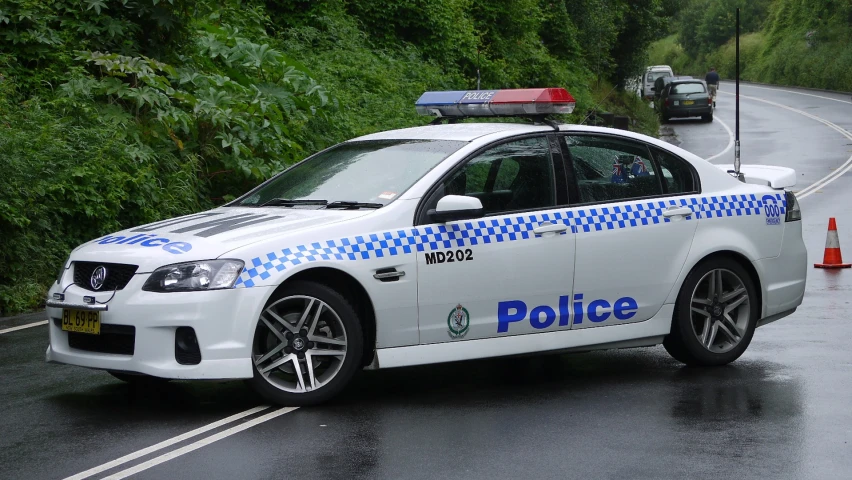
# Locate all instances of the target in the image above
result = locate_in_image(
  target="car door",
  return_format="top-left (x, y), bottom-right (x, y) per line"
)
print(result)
top-left (561, 134), bottom-right (700, 329)
top-left (415, 135), bottom-right (576, 344)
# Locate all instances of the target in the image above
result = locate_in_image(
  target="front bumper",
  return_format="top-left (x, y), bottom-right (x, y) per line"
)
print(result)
top-left (46, 274), bottom-right (273, 379)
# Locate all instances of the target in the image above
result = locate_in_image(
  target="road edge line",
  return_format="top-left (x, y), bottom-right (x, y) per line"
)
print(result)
top-left (736, 83), bottom-right (852, 106)
top-left (705, 115), bottom-right (735, 162)
top-left (101, 406), bottom-right (299, 480)
top-left (0, 320), bottom-right (48, 335)
top-left (63, 405), bottom-right (270, 480)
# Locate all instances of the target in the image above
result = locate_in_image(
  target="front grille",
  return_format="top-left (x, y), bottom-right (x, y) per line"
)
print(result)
top-left (73, 262), bottom-right (138, 292)
top-left (67, 323), bottom-right (136, 355)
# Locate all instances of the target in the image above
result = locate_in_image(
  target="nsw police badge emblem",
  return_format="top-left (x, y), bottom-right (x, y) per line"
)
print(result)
top-left (447, 304), bottom-right (470, 339)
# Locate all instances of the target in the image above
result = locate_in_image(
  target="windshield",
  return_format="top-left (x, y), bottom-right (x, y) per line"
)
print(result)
top-left (671, 83), bottom-right (706, 94)
top-left (234, 140), bottom-right (466, 207)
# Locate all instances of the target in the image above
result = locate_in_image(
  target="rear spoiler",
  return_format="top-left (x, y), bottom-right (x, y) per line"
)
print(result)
top-left (715, 164), bottom-right (796, 189)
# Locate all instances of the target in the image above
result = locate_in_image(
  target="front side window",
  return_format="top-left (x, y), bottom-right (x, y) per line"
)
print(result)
top-left (235, 140), bottom-right (466, 207)
top-left (671, 83), bottom-right (706, 94)
top-left (434, 136), bottom-right (555, 215)
top-left (564, 135), bottom-right (663, 204)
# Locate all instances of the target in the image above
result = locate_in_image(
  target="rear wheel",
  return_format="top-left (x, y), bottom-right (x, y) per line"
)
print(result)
top-left (702, 112), bottom-right (713, 122)
top-left (246, 281), bottom-right (363, 406)
top-left (663, 258), bottom-right (758, 366)
top-left (661, 114), bottom-right (670, 123)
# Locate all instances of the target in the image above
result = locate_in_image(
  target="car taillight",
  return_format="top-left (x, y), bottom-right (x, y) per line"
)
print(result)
top-left (665, 99), bottom-right (671, 106)
top-left (785, 191), bottom-right (801, 221)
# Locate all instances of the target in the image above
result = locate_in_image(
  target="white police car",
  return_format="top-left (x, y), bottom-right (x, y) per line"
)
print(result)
top-left (46, 88), bottom-right (806, 405)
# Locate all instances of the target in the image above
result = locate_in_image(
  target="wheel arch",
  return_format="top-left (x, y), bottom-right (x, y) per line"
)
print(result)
top-left (268, 267), bottom-right (377, 367)
top-left (672, 250), bottom-right (763, 316)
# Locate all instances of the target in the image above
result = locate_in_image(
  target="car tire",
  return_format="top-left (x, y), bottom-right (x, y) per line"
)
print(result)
top-left (108, 371), bottom-right (171, 384)
top-left (661, 115), bottom-right (670, 123)
top-left (702, 113), bottom-right (713, 122)
top-left (246, 281), bottom-right (364, 406)
top-left (663, 257), bottom-right (759, 367)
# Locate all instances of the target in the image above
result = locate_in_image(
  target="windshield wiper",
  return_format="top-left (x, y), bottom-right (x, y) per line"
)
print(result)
top-left (257, 198), bottom-right (329, 207)
top-left (325, 201), bottom-right (383, 210)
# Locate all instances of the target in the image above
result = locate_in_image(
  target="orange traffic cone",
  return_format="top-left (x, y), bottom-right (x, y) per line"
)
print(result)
top-left (815, 218), bottom-right (851, 268)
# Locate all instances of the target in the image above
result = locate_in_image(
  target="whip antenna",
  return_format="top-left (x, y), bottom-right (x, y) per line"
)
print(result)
top-left (732, 7), bottom-right (745, 182)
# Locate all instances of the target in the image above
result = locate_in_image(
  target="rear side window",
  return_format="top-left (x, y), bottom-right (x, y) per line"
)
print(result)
top-left (650, 148), bottom-right (698, 194)
top-left (671, 83), bottom-right (706, 94)
top-left (564, 135), bottom-right (663, 204)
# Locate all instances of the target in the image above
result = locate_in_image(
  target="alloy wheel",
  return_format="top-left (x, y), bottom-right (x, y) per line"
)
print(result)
top-left (689, 268), bottom-right (750, 354)
top-left (253, 295), bottom-right (348, 393)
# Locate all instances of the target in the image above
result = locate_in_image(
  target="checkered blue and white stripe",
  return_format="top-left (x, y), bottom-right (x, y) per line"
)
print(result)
top-left (234, 193), bottom-right (783, 288)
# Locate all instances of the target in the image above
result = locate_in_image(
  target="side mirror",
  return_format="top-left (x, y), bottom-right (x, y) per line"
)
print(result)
top-left (427, 195), bottom-right (484, 223)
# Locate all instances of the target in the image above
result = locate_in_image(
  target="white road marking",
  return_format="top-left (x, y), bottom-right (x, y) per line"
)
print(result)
top-left (101, 406), bottom-right (299, 480)
top-left (63, 405), bottom-right (270, 480)
top-left (718, 91), bottom-right (852, 200)
top-left (0, 320), bottom-right (48, 335)
top-left (736, 83), bottom-right (852, 106)
top-left (704, 114), bottom-right (735, 162)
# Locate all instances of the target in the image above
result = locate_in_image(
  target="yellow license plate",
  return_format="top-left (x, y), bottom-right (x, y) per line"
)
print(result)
top-left (62, 309), bottom-right (101, 335)
top-left (683, 100), bottom-right (695, 105)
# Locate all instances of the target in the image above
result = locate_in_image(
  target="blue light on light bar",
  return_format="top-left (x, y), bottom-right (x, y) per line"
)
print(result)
top-left (414, 91), bottom-right (467, 117)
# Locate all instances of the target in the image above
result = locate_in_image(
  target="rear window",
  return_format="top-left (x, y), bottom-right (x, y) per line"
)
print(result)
top-left (646, 71), bottom-right (670, 83)
top-left (671, 83), bottom-right (706, 94)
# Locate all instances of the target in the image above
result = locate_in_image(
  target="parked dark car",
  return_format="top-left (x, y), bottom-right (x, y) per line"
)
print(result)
top-left (657, 79), bottom-right (713, 123)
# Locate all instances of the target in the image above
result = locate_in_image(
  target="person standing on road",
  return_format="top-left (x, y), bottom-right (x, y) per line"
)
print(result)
top-left (705, 67), bottom-right (719, 107)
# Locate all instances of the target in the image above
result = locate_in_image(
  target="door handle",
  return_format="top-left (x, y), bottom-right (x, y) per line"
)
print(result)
top-left (662, 206), bottom-right (693, 218)
top-left (533, 221), bottom-right (569, 235)
top-left (373, 268), bottom-right (405, 282)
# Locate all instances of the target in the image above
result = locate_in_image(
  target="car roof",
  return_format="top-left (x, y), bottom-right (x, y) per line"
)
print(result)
top-left (350, 123), bottom-right (551, 142)
top-left (670, 78), bottom-right (704, 85)
top-left (646, 65), bottom-right (672, 71)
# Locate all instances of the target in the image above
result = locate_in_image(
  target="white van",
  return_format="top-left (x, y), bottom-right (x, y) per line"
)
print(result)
top-left (642, 65), bottom-right (674, 99)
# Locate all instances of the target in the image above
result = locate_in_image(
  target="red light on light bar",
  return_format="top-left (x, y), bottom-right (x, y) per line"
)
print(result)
top-left (489, 88), bottom-right (576, 115)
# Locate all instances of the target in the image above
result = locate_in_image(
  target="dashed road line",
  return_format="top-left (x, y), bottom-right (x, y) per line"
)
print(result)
top-left (63, 405), bottom-right (271, 480)
top-left (0, 320), bottom-right (48, 335)
top-left (719, 91), bottom-right (852, 200)
top-left (101, 407), bottom-right (299, 480)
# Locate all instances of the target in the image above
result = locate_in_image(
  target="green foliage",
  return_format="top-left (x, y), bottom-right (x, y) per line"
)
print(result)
top-left (59, 18), bottom-right (334, 201)
top-left (651, 0), bottom-right (852, 91)
top-left (676, 0), bottom-right (771, 58)
top-left (0, 0), bottom-right (196, 95)
top-left (0, 81), bottom-right (201, 315)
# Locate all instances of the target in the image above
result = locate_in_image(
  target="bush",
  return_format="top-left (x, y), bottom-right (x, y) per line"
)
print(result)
top-left (0, 83), bottom-right (202, 315)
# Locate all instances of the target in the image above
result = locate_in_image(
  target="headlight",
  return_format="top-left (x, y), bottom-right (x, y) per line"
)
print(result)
top-left (142, 260), bottom-right (245, 292)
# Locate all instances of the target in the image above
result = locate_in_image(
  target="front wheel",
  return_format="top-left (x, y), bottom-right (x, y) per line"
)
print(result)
top-left (663, 258), bottom-right (758, 366)
top-left (246, 281), bottom-right (364, 406)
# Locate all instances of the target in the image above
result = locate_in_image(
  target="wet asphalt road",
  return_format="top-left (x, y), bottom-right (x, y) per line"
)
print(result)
top-left (2, 82), bottom-right (852, 480)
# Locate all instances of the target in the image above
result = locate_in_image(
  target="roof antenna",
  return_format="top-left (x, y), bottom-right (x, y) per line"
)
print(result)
top-left (730, 7), bottom-right (745, 182)
top-left (476, 49), bottom-right (481, 90)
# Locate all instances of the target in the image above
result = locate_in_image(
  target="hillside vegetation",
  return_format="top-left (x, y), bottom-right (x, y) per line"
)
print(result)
top-left (0, 0), bottom-right (672, 315)
top-left (648, 0), bottom-right (852, 91)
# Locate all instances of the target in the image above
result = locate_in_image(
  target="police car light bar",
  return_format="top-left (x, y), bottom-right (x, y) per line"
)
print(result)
top-left (415, 88), bottom-right (576, 118)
